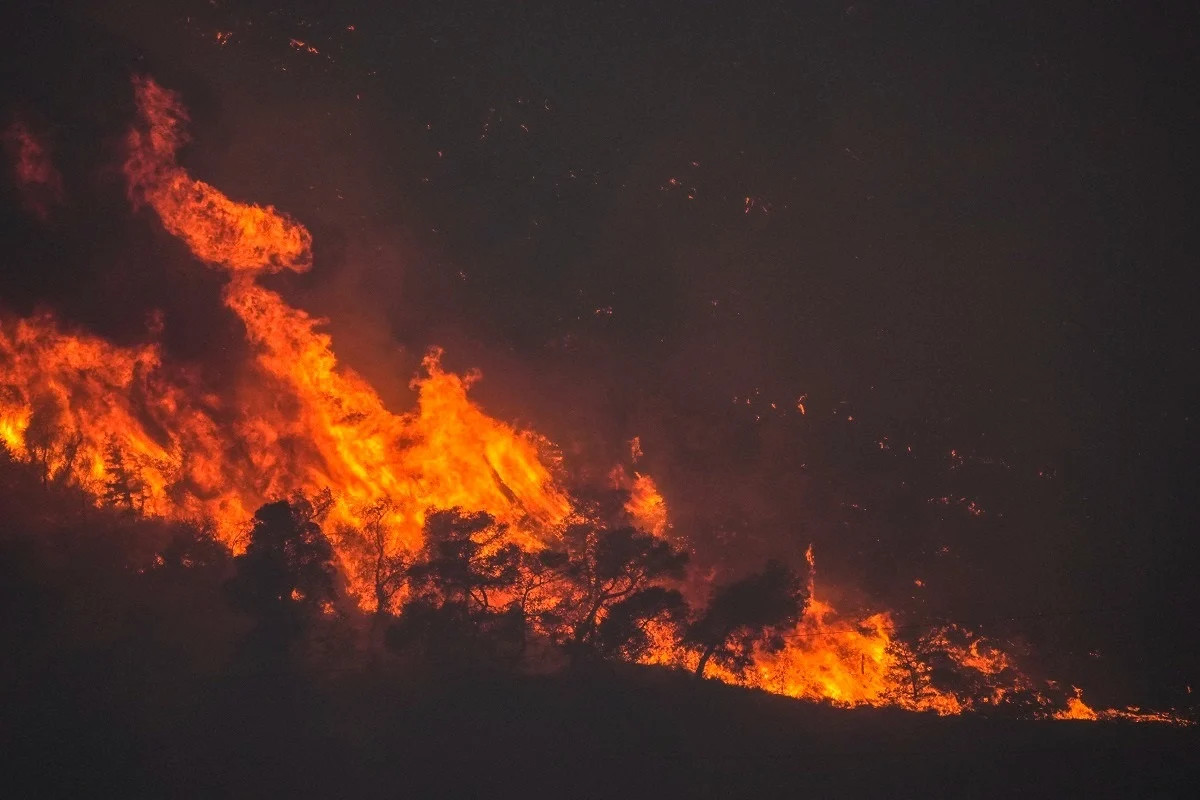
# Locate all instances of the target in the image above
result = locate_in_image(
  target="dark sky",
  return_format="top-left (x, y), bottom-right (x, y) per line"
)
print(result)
top-left (2, 0), bottom-right (1197, 702)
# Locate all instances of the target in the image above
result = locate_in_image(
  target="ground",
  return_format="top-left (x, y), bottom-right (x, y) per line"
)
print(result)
top-left (4, 658), bottom-right (1197, 798)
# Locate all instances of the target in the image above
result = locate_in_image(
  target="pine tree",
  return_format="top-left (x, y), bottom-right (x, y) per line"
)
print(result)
top-left (102, 437), bottom-right (143, 512)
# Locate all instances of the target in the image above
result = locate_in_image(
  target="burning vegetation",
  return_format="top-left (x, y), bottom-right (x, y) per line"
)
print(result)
top-left (0, 76), bottom-right (1190, 727)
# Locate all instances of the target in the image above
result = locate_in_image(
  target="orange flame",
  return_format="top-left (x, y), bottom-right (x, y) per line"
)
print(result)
top-left (1054, 687), bottom-right (1100, 720)
top-left (741, 547), bottom-right (964, 713)
top-left (123, 76), bottom-right (572, 571)
top-left (2, 76), bottom-right (572, 604)
top-left (1050, 687), bottom-right (1190, 725)
top-left (626, 473), bottom-right (668, 536)
top-left (125, 77), bottom-right (312, 274)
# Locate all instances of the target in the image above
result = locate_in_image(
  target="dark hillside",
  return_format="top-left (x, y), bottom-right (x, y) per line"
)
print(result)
top-left (1, 465), bottom-right (1195, 798)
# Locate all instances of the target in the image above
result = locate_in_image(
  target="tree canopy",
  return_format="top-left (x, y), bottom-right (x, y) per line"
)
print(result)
top-left (560, 522), bottom-right (689, 657)
top-left (225, 493), bottom-right (339, 650)
top-left (685, 559), bottom-right (806, 679)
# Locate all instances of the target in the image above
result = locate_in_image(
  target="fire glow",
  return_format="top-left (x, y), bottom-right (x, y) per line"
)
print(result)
top-left (3, 119), bottom-right (63, 219)
top-left (0, 77), bottom-right (1188, 725)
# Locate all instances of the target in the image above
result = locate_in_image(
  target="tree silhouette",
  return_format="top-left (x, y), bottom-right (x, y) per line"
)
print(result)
top-left (391, 508), bottom-right (528, 664)
top-left (102, 436), bottom-right (145, 512)
top-left (339, 498), bottom-right (410, 618)
top-left (23, 395), bottom-right (64, 486)
top-left (408, 508), bottom-right (523, 613)
top-left (225, 493), bottom-right (338, 651)
top-left (686, 559), bottom-right (805, 679)
top-left (55, 431), bottom-right (84, 488)
top-left (593, 585), bottom-right (687, 661)
top-left (885, 640), bottom-right (936, 708)
top-left (561, 523), bottom-right (689, 656)
top-left (508, 546), bottom-right (570, 638)
top-left (158, 520), bottom-right (230, 572)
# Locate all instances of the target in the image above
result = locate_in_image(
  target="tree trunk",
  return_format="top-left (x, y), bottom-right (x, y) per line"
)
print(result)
top-left (695, 645), bottom-right (717, 678)
top-left (573, 596), bottom-right (606, 646)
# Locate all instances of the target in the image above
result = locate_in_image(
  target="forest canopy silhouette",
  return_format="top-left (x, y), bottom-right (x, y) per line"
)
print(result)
top-left (2, 447), bottom-right (1196, 797)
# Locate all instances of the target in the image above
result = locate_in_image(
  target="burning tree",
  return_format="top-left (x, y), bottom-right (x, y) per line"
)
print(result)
top-left (406, 508), bottom-right (524, 613)
top-left (337, 498), bottom-right (410, 618)
top-left (685, 559), bottom-right (806, 679)
top-left (559, 521), bottom-right (689, 659)
top-left (389, 508), bottom-right (532, 665)
top-left (381, 506), bottom-right (692, 667)
top-left (102, 436), bottom-right (146, 513)
top-left (883, 639), bottom-right (938, 708)
top-left (592, 585), bottom-right (688, 661)
top-left (21, 395), bottom-right (66, 486)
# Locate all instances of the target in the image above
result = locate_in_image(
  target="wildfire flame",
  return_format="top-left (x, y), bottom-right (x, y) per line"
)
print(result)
top-left (0, 76), bottom-right (1189, 725)
top-left (125, 76), bottom-right (573, 564)
top-left (3, 76), bottom-right (571, 596)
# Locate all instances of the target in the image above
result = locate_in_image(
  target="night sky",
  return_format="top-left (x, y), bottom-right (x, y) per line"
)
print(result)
top-left (2, 1), bottom-right (1197, 703)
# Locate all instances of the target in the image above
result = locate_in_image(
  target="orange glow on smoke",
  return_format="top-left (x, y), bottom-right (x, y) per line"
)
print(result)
top-left (4, 120), bottom-right (64, 219)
